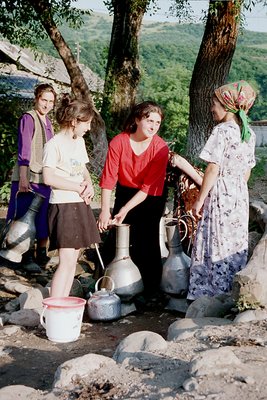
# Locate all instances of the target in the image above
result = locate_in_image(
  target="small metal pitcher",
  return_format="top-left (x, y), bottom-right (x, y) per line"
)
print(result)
top-left (87, 276), bottom-right (121, 321)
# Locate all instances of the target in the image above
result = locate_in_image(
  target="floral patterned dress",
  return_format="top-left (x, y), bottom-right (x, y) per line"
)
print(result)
top-left (187, 120), bottom-right (256, 300)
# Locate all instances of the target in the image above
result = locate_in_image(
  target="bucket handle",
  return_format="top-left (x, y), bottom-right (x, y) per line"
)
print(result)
top-left (40, 305), bottom-right (48, 329)
top-left (95, 243), bottom-right (105, 271)
top-left (95, 276), bottom-right (115, 292)
top-left (165, 217), bottom-right (188, 242)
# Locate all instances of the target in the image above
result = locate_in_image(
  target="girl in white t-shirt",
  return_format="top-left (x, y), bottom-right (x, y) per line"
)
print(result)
top-left (43, 94), bottom-right (100, 297)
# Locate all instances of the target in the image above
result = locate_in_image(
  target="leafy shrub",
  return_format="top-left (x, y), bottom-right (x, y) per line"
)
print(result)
top-left (236, 295), bottom-right (261, 312)
top-left (0, 99), bottom-right (22, 183)
top-left (0, 181), bottom-right (11, 205)
top-left (248, 148), bottom-right (267, 187)
top-left (0, 98), bottom-right (23, 204)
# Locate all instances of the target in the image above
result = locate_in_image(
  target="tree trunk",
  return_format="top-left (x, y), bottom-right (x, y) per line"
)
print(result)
top-left (186, 0), bottom-right (243, 160)
top-left (30, 0), bottom-right (108, 175)
top-left (101, 0), bottom-right (149, 136)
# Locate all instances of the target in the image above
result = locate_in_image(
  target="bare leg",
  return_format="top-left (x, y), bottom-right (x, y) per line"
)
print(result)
top-left (50, 248), bottom-right (80, 297)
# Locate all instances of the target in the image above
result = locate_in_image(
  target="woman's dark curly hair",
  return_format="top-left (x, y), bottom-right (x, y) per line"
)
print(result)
top-left (123, 101), bottom-right (164, 133)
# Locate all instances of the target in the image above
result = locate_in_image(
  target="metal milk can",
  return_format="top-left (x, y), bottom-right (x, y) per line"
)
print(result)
top-left (160, 221), bottom-right (191, 296)
top-left (103, 224), bottom-right (144, 301)
top-left (87, 276), bottom-right (121, 321)
top-left (0, 191), bottom-right (45, 263)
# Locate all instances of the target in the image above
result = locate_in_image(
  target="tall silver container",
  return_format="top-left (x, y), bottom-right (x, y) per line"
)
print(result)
top-left (160, 221), bottom-right (191, 295)
top-left (0, 192), bottom-right (45, 263)
top-left (103, 224), bottom-right (144, 301)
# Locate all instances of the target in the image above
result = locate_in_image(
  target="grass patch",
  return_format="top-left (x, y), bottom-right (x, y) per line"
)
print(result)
top-left (248, 147), bottom-right (267, 188)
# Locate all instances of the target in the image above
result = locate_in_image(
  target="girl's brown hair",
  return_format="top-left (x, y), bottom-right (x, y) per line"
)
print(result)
top-left (56, 93), bottom-right (96, 128)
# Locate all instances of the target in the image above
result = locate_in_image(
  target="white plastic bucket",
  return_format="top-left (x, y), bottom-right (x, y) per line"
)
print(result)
top-left (40, 297), bottom-right (86, 343)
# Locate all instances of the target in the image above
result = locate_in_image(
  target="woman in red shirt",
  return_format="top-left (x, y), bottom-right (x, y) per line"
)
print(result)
top-left (98, 101), bottom-right (169, 300)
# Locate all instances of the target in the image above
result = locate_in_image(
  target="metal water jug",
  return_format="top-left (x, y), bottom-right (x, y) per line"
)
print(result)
top-left (160, 221), bottom-right (191, 295)
top-left (0, 191), bottom-right (45, 262)
top-left (103, 224), bottom-right (144, 301)
top-left (87, 276), bottom-right (121, 321)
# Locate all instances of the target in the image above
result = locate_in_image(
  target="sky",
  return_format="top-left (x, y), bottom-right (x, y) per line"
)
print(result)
top-left (72, 0), bottom-right (267, 32)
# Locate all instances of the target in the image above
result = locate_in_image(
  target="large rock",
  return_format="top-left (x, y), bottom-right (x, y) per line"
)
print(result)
top-left (0, 385), bottom-right (38, 399)
top-left (53, 353), bottom-right (115, 389)
top-left (232, 235), bottom-right (267, 306)
top-left (19, 287), bottom-right (49, 310)
top-left (167, 317), bottom-right (232, 341)
top-left (185, 295), bottom-right (234, 318)
top-left (8, 309), bottom-right (40, 327)
top-left (233, 308), bottom-right (267, 323)
top-left (232, 201), bottom-right (267, 307)
top-left (190, 347), bottom-right (241, 376)
top-left (113, 330), bottom-right (167, 363)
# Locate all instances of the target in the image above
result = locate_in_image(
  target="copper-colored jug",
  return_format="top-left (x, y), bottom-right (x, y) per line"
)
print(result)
top-left (103, 224), bottom-right (144, 301)
top-left (0, 192), bottom-right (45, 263)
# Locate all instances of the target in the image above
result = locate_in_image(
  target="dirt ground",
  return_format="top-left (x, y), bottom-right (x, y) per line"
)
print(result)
top-left (0, 305), bottom-right (180, 391)
top-left (0, 168), bottom-right (267, 398)
top-left (0, 204), bottom-right (181, 393)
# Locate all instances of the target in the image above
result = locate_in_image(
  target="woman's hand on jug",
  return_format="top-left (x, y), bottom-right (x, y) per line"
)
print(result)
top-left (113, 207), bottom-right (128, 225)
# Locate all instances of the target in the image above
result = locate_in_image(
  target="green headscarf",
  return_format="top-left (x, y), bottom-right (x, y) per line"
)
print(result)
top-left (214, 80), bottom-right (256, 142)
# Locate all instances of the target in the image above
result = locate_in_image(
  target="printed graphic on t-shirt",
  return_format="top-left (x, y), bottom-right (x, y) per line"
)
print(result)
top-left (70, 159), bottom-right (84, 177)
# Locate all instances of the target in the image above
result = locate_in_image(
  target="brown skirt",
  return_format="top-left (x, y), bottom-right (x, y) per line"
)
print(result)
top-left (48, 202), bottom-right (101, 251)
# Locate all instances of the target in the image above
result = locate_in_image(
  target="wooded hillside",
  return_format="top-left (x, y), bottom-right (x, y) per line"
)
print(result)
top-left (36, 12), bottom-right (267, 151)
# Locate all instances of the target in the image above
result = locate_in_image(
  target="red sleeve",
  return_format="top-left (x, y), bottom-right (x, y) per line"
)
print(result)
top-left (141, 143), bottom-right (169, 196)
top-left (99, 135), bottom-right (122, 189)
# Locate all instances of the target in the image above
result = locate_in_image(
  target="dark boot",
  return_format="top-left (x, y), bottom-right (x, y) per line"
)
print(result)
top-left (22, 249), bottom-right (41, 273)
top-left (35, 247), bottom-right (50, 266)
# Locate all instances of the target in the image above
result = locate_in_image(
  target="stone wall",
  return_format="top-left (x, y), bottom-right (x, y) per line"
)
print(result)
top-left (250, 121), bottom-right (267, 147)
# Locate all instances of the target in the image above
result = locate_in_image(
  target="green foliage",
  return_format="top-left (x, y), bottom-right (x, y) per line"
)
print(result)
top-left (0, 99), bottom-right (21, 183)
top-left (79, 41), bottom-right (109, 79)
top-left (104, 0), bottom-right (154, 15)
top-left (29, 11), bottom-right (267, 125)
top-left (0, 0), bottom-right (89, 49)
top-left (90, 172), bottom-right (101, 202)
top-left (0, 181), bottom-right (11, 205)
top-left (1, 7), bottom-right (267, 169)
top-left (248, 148), bottom-right (267, 188)
top-left (58, 12), bottom-right (112, 45)
top-left (138, 62), bottom-right (191, 154)
top-left (0, 98), bottom-right (21, 205)
top-left (229, 41), bottom-right (267, 121)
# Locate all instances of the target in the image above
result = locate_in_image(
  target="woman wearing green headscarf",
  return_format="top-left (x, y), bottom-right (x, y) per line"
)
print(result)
top-left (187, 80), bottom-right (257, 300)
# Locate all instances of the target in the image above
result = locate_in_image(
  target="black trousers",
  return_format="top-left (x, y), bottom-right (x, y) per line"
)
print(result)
top-left (101, 183), bottom-right (167, 296)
